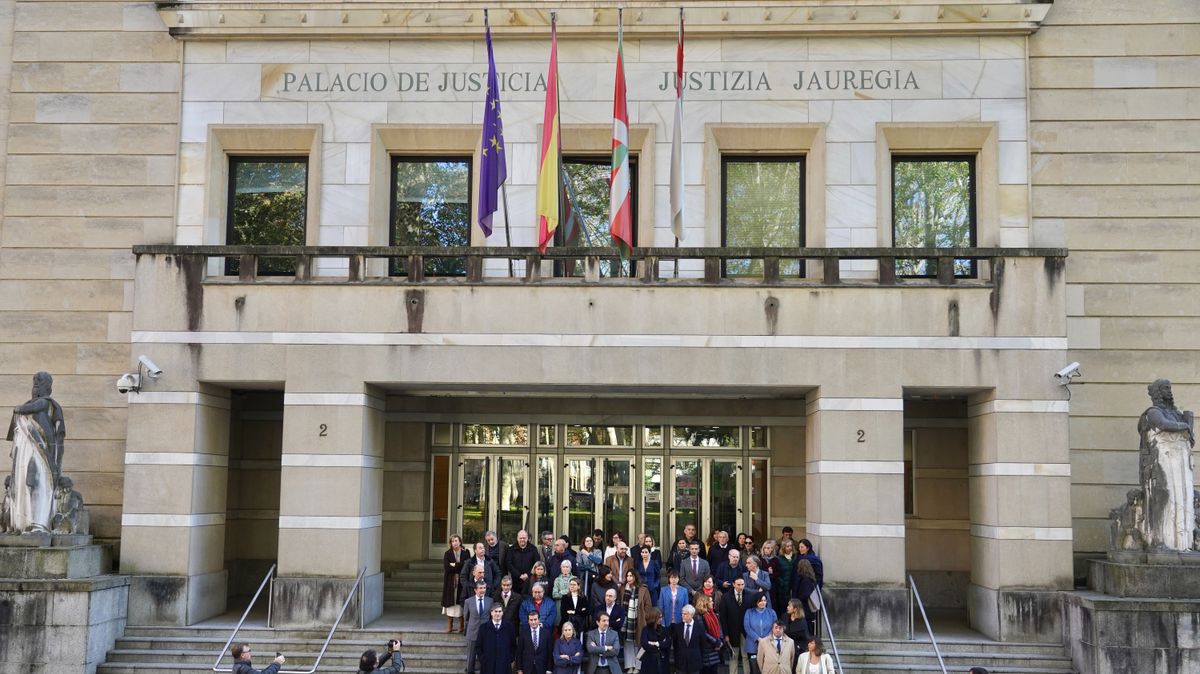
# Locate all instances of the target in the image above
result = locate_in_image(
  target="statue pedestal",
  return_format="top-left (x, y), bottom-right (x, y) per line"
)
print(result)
top-left (0, 542), bottom-right (128, 674)
top-left (1089, 551), bottom-right (1200, 599)
top-left (1063, 553), bottom-right (1200, 674)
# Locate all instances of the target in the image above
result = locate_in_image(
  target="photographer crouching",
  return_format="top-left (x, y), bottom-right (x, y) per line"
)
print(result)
top-left (231, 644), bottom-right (284, 674)
top-left (359, 637), bottom-right (405, 674)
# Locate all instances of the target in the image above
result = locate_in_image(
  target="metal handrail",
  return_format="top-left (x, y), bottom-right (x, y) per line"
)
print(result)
top-left (908, 575), bottom-right (948, 674)
top-left (814, 585), bottom-right (843, 674)
top-left (213, 563), bottom-right (276, 672)
top-left (214, 565), bottom-right (369, 674)
top-left (290, 566), bottom-right (369, 674)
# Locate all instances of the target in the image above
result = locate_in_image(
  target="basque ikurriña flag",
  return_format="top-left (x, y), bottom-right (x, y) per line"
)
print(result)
top-left (536, 16), bottom-right (563, 253)
top-left (476, 13), bottom-right (507, 238)
top-left (609, 12), bottom-right (633, 259)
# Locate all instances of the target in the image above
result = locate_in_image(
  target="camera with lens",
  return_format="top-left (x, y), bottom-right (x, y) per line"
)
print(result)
top-left (387, 639), bottom-right (402, 652)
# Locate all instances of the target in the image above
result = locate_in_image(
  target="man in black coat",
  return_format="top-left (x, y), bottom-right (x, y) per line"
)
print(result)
top-left (718, 579), bottom-right (757, 673)
top-left (493, 575), bottom-right (524, 629)
top-left (484, 530), bottom-right (508, 573)
top-left (671, 605), bottom-right (705, 674)
top-left (478, 605), bottom-right (516, 674)
top-left (516, 611), bottom-right (553, 674)
top-left (506, 529), bottom-right (543, 595)
top-left (230, 644), bottom-right (284, 674)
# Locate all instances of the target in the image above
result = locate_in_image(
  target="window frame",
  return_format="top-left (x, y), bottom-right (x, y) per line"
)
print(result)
top-left (556, 154), bottom-right (640, 248)
top-left (719, 154), bottom-right (806, 278)
top-left (224, 154), bottom-right (310, 277)
top-left (890, 153), bottom-right (978, 279)
top-left (387, 154), bottom-right (474, 277)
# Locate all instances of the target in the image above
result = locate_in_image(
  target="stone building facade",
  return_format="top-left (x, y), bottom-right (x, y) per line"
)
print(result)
top-left (0, 0), bottom-right (1196, 651)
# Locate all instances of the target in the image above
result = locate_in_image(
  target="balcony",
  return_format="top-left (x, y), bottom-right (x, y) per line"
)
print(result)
top-left (133, 245), bottom-right (1064, 286)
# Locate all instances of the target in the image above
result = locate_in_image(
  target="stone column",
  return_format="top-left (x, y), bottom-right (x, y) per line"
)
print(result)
top-left (271, 389), bottom-right (385, 627)
top-left (967, 393), bottom-right (1074, 642)
top-left (119, 388), bottom-right (230, 626)
top-left (804, 390), bottom-right (907, 638)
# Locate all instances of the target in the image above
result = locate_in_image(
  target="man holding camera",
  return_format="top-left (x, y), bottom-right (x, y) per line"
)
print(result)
top-left (358, 638), bottom-right (405, 674)
top-left (230, 644), bottom-right (284, 674)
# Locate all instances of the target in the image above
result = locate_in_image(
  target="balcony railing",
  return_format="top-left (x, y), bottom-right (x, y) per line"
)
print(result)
top-left (133, 245), bottom-right (1066, 287)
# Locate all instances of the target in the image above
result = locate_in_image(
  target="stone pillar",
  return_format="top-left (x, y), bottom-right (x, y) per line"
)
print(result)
top-left (804, 390), bottom-right (908, 638)
top-left (119, 388), bottom-right (230, 626)
top-left (967, 393), bottom-right (1074, 642)
top-left (271, 390), bottom-right (385, 627)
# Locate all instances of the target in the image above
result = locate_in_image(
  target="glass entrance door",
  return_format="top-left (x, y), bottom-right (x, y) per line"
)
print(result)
top-left (602, 458), bottom-right (634, 540)
top-left (669, 458), bottom-right (745, 544)
top-left (458, 455), bottom-right (529, 545)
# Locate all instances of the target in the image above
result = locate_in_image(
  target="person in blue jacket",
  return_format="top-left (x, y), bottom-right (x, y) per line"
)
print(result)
top-left (742, 592), bottom-right (777, 674)
top-left (521, 583), bottom-right (558, 628)
top-left (658, 570), bottom-right (688, 627)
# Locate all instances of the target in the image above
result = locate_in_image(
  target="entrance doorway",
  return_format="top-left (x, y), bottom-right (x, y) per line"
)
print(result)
top-left (427, 422), bottom-right (770, 556)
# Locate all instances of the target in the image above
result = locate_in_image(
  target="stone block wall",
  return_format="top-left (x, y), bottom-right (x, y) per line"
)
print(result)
top-left (0, 0), bottom-right (181, 545)
top-left (1030, 0), bottom-right (1200, 577)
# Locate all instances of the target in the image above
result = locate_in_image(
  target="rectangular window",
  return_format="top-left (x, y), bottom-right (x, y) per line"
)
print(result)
top-left (671, 426), bottom-right (741, 449)
top-left (390, 157), bottom-right (472, 276)
top-left (225, 156), bottom-right (308, 276)
top-left (892, 155), bottom-right (976, 278)
top-left (461, 424), bottom-right (529, 446)
top-left (721, 156), bottom-right (804, 277)
top-left (559, 156), bottom-right (638, 277)
top-left (565, 425), bottom-right (635, 447)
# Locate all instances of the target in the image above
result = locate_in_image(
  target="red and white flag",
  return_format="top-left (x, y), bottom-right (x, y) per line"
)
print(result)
top-left (610, 11), bottom-right (633, 258)
top-left (669, 9), bottom-right (685, 241)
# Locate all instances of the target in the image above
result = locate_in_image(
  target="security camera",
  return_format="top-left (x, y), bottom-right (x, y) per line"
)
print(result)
top-left (1055, 362), bottom-right (1081, 383)
top-left (138, 355), bottom-right (163, 379)
top-left (117, 373), bottom-right (141, 394)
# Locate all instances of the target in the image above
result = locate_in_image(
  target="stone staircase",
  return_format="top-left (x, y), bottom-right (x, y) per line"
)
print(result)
top-left (384, 559), bottom-right (446, 611)
top-left (835, 637), bottom-right (1078, 674)
top-left (98, 625), bottom-right (465, 674)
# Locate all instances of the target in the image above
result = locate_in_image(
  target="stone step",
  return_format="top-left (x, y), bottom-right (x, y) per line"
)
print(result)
top-left (98, 665), bottom-right (460, 674)
top-left (835, 639), bottom-right (1069, 656)
top-left (115, 637), bottom-right (465, 653)
top-left (839, 650), bottom-right (1074, 667)
top-left (121, 625), bottom-right (464, 638)
top-left (840, 667), bottom-right (1075, 674)
top-left (105, 649), bottom-right (464, 667)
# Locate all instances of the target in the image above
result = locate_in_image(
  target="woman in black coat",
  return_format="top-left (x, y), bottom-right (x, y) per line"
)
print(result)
top-left (442, 535), bottom-right (470, 633)
top-left (639, 607), bottom-right (669, 674)
top-left (792, 560), bottom-right (820, 638)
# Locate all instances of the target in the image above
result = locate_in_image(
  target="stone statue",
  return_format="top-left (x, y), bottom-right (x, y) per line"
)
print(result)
top-left (4, 372), bottom-right (66, 534)
top-left (1135, 379), bottom-right (1195, 551)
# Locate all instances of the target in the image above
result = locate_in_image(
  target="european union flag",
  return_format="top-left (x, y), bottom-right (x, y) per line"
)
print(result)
top-left (477, 15), bottom-right (507, 238)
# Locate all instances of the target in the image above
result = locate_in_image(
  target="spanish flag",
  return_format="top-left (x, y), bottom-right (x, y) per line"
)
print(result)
top-left (536, 16), bottom-right (562, 253)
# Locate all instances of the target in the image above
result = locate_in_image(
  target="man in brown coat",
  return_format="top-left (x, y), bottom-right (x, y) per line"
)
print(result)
top-left (756, 620), bottom-right (796, 674)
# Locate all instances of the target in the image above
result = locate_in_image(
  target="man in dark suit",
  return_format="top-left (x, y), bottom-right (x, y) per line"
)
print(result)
top-left (484, 530), bottom-right (509, 573)
top-left (516, 611), bottom-right (553, 674)
top-left (707, 530), bottom-right (733, 571)
top-left (718, 578), bottom-right (757, 673)
top-left (493, 575), bottom-right (524, 630)
top-left (672, 605), bottom-right (706, 674)
top-left (463, 581), bottom-right (494, 674)
top-left (506, 529), bottom-right (543, 595)
top-left (679, 542), bottom-right (711, 594)
top-left (592, 587), bottom-right (626, 634)
top-left (478, 604), bottom-right (516, 674)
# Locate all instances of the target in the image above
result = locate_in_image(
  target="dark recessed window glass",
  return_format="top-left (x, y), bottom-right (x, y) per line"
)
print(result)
top-left (558, 156), bottom-right (638, 277)
top-left (892, 156), bottom-right (976, 277)
top-left (225, 157), bottom-right (307, 275)
top-left (391, 157), bottom-right (471, 276)
top-left (721, 157), bottom-right (804, 277)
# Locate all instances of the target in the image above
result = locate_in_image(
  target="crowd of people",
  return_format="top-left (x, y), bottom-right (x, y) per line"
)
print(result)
top-left (443, 525), bottom-right (836, 674)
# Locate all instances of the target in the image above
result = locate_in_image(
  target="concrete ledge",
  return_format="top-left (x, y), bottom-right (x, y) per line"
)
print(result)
top-left (1064, 591), bottom-right (1200, 674)
top-left (0, 544), bottom-right (109, 579)
top-left (270, 572), bottom-right (384, 628)
top-left (1091, 556), bottom-right (1200, 599)
top-left (968, 584), bottom-right (1062, 643)
top-left (127, 570), bottom-right (227, 626)
top-left (822, 585), bottom-right (908, 639)
top-left (0, 575), bottom-right (129, 674)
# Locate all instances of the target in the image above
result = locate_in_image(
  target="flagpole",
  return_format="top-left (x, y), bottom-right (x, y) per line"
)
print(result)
top-left (501, 182), bottom-right (513, 277)
top-left (672, 7), bottom-right (684, 277)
